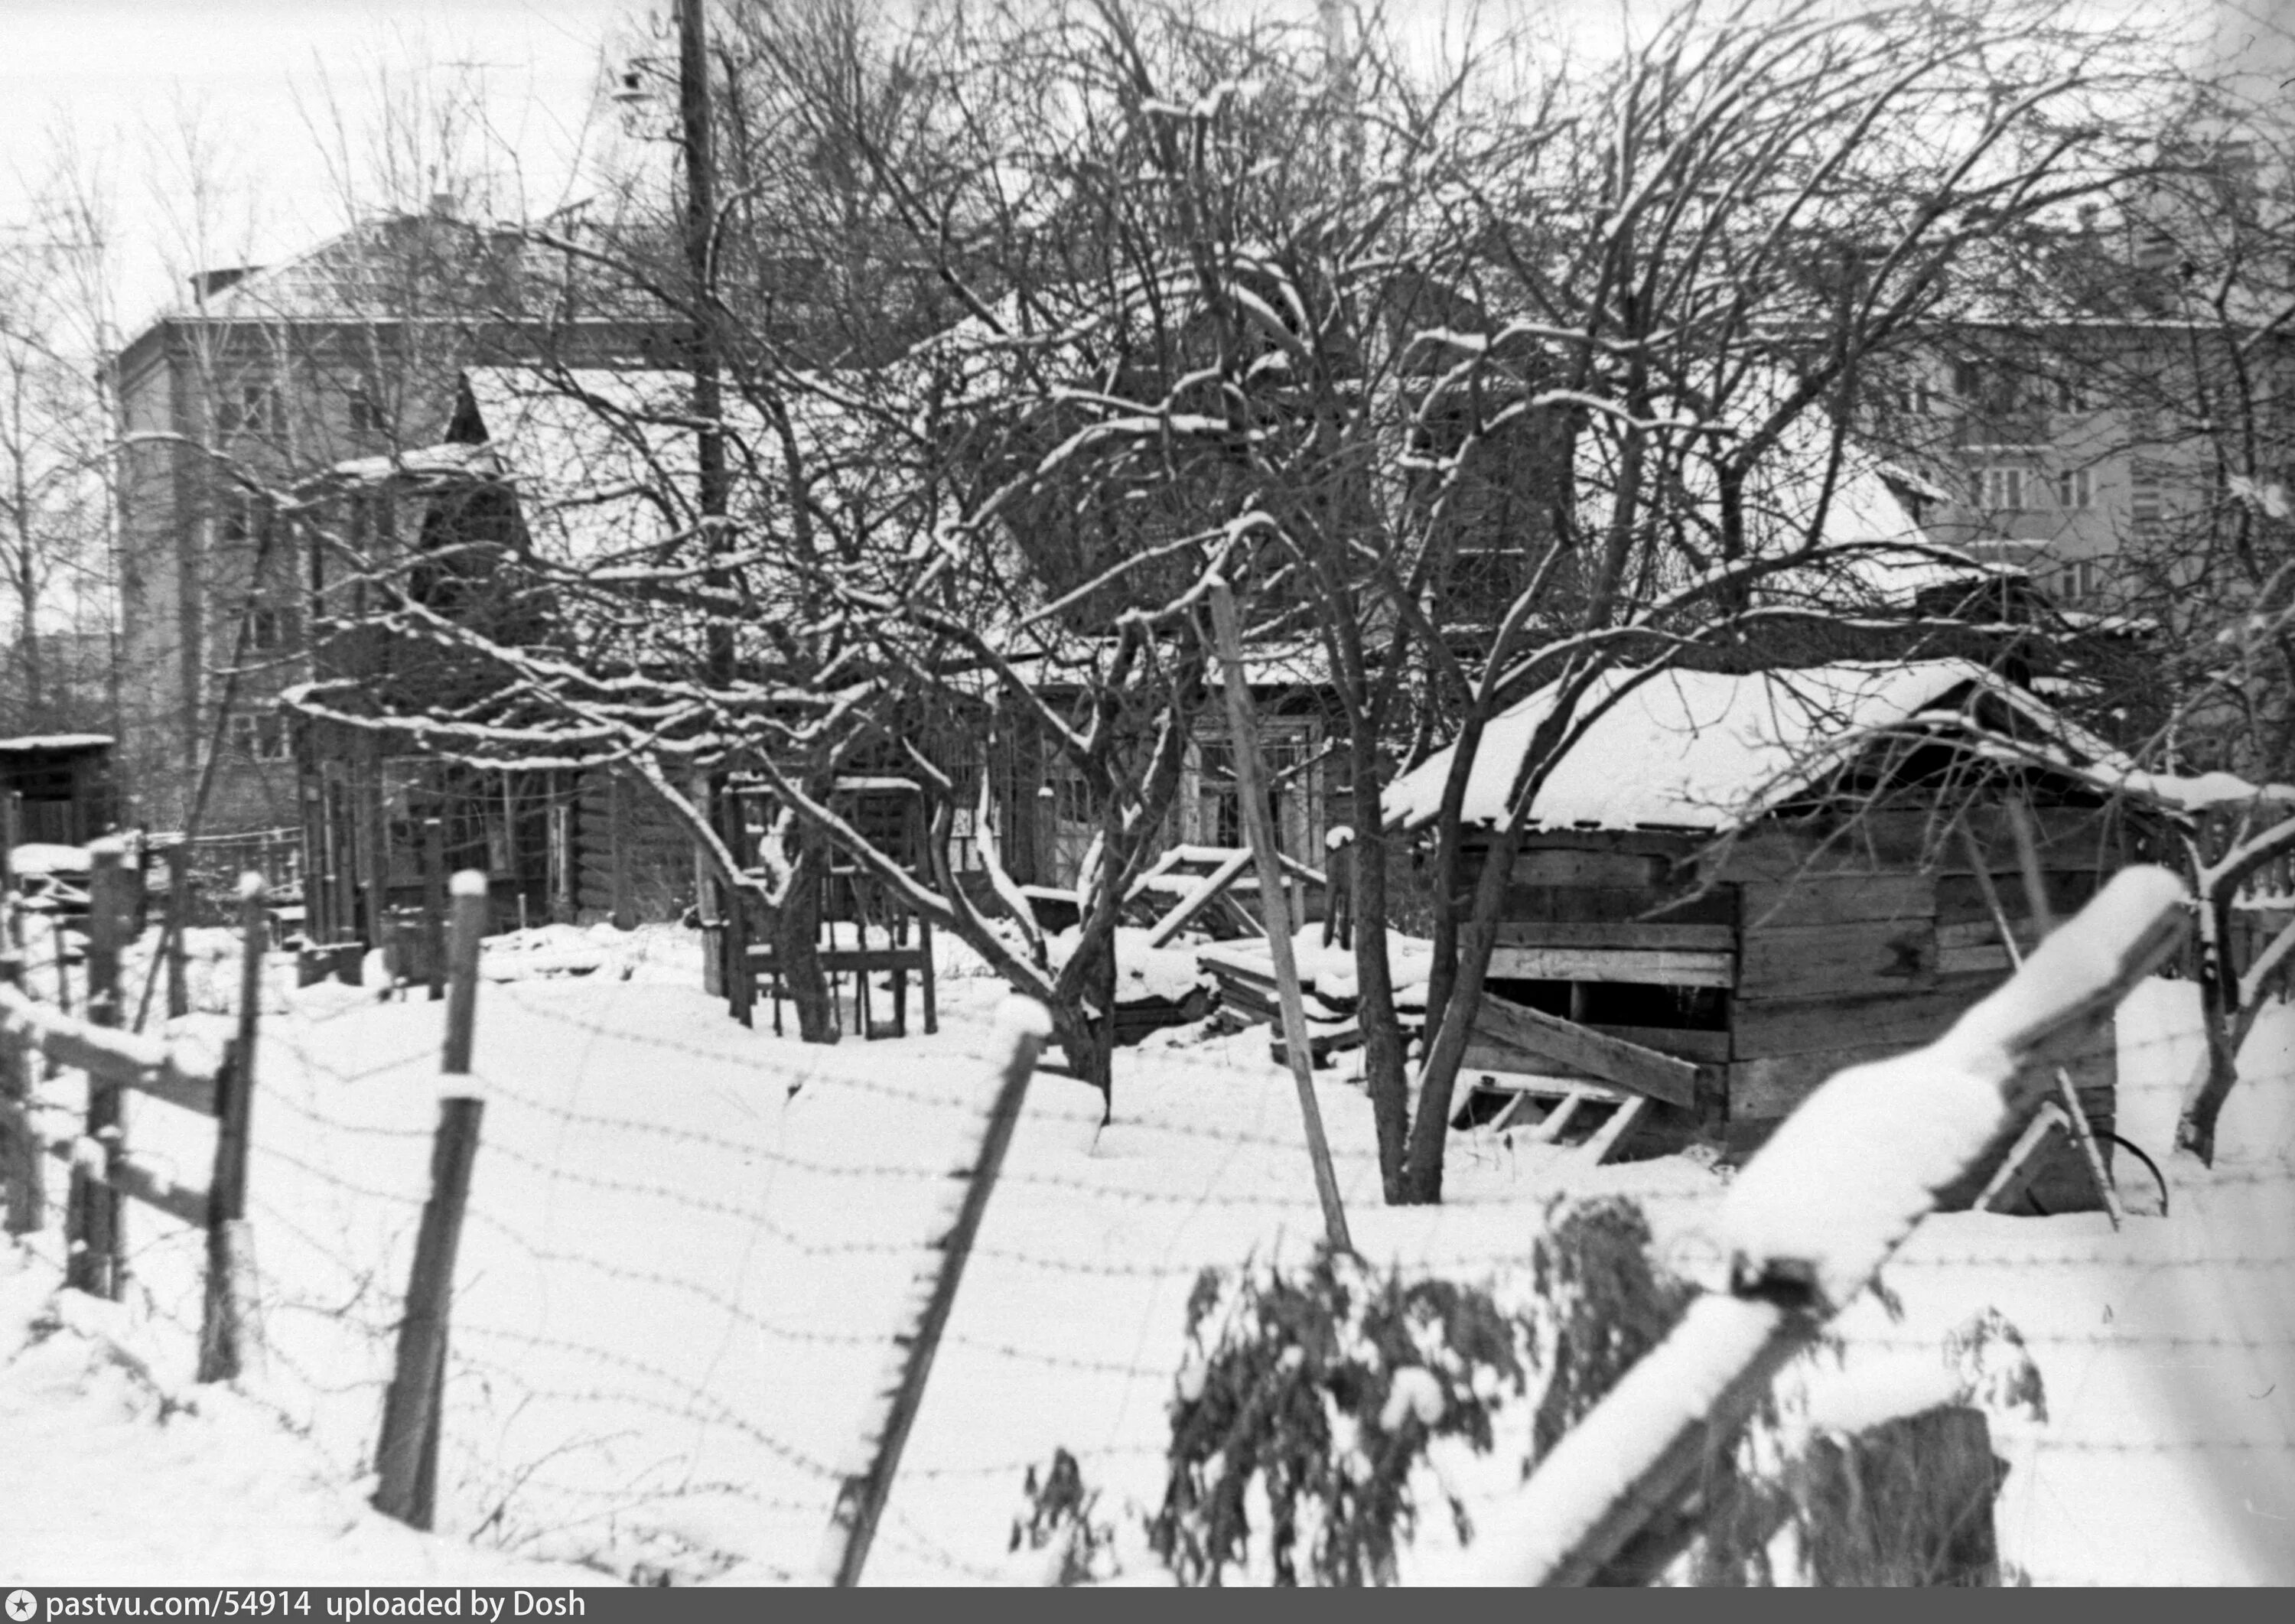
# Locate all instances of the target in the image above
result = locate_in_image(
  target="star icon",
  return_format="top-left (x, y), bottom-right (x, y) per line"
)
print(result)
top-left (5, 1590), bottom-right (36, 1623)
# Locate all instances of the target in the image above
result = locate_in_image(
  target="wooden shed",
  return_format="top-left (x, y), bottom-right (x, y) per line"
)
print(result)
top-left (1385, 661), bottom-right (2172, 1210)
top-left (0, 734), bottom-right (118, 846)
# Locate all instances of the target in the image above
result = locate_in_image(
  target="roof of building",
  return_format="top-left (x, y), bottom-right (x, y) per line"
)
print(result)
top-left (0, 734), bottom-right (113, 757)
top-left (1382, 660), bottom-right (2127, 835)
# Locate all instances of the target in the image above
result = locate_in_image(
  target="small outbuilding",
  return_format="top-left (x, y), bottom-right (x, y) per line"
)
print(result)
top-left (0, 734), bottom-right (118, 847)
top-left (1385, 660), bottom-right (2177, 1210)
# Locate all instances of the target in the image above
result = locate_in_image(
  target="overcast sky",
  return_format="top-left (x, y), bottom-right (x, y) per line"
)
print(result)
top-left (0, 0), bottom-right (2278, 340)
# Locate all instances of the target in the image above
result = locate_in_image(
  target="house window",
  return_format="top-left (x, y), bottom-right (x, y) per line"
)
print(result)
top-left (348, 391), bottom-right (377, 434)
top-left (2056, 468), bottom-right (2093, 510)
top-left (220, 384), bottom-right (282, 438)
top-left (229, 708), bottom-right (291, 760)
top-left (245, 604), bottom-right (288, 653)
top-left (1447, 546), bottom-right (1521, 624)
top-left (1972, 466), bottom-right (2027, 510)
top-left (219, 490), bottom-right (269, 545)
top-left (2055, 375), bottom-right (2087, 412)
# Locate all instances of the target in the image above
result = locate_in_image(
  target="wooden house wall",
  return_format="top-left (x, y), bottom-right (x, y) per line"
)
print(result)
top-left (1469, 802), bottom-right (2142, 1209)
top-left (575, 770), bottom-right (694, 927)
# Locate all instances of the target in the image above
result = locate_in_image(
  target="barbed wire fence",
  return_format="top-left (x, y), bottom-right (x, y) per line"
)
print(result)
top-left (2, 860), bottom-right (2292, 1585)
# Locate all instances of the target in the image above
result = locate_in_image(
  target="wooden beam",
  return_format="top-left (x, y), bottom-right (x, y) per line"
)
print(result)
top-left (43, 1137), bottom-right (208, 1229)
top-left (0, 982), bottom-right (220, 1115)
top-left (1495, 920), bottom-right (1735, 953)
top-left (1472, 993), bottom-right (1698, 1108)
top-left (1142, 848), bottom-right (1254, 948)
top-left (1488, 945), bottom-right (1733, 987)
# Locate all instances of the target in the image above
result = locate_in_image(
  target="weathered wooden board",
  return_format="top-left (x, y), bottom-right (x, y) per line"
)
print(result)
top-left (1472, 992), bottom-right (1701, 1108)
top-left (1488, 945), bottom-right (1734, 987)
top-left (1935, 918), bottom-right (2043, 954)
top-left (41, 1137), bottom-right (208, 1229)
top-left (1730, 987), bottom-right (1978, 1062)
top-left (1589, 1024), bottom-right (1730, 1064)
top-left (1463, 1040), bottom-right (1601, 1083)
top-left (1512, 850), bottom-right (1672, 889)
top-left (1739, 874), bottom-right (1934, 930)
top-left (1737, 919), bottom-right (1937, 1000)
top-left (1935, 871), bottom-right (2101, 927)
top-left (1495, 919), bottom-right (1737, 953)
top-left (1501, 884), bottom-right (1737, 926)
top-left (1704, 806), bottom-right (2131, 884)
top-left (1730, 1043), bottom-right (2114, 1127)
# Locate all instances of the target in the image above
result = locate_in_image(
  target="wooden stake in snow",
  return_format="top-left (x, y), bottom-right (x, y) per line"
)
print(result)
top-left (199, 874), bottom-right (266, 1383)
top-left (820, 998), bottom-right (1053, 1585)
top-left (1472, 864), bottom-right (2188, 1585)
top-left (67, 841), bottom-right (132, 1298)
top-left (0, 949), bottom-right (41, 1234)
top-left (1207, 578), bottom-right (1353, 1258)
top-left (373, 872), bottom-right (488, 1530)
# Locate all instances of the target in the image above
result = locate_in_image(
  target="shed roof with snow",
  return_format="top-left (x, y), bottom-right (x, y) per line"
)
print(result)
top-left (1383, 660), bottom-right (2128, 835)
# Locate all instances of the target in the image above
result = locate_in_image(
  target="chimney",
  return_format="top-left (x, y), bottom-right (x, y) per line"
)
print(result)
top-left (428, 190), bottom-right (456, 221)
top-left (190, 266), bottom-right (258, 300)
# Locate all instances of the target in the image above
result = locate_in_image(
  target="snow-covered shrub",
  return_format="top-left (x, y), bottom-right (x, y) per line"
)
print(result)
top-left (1149, 1196), bottom-right (1687, 1585)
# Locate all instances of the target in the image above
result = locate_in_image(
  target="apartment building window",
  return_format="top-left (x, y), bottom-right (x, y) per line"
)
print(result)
top-left (244, 604), bottom-right (290, 653)
top-left (219, 490), bottom-right (270, 545)
top-left (1972, 466), bottom-right (2028, 510)
top-left (2056, 468), bottom-right (2093, 510)
top-left (230, 708), bottom-right (291, 761)
top-left (2047, 558), bottom-right (2102, 603)
top-left (2131, 463), bottom-right (2166, 526)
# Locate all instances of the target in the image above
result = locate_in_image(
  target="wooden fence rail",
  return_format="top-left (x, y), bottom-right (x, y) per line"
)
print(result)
top-left (1470, 864), bottom-right (2191, 1584)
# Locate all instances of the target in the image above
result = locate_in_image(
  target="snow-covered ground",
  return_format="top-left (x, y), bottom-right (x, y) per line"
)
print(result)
top-left (2, 923), bottom-right (2290, 1585)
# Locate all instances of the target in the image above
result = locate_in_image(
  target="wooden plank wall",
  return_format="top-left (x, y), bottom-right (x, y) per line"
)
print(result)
top-left (1720, 825), bottom-right (2119, 1211)
top-left (576, 771), bottom-right (692, 927)
top-left (1474, 819), bottom-right (2124, 1206)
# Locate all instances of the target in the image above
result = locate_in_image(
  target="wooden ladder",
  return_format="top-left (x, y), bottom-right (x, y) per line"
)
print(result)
top-left (1480, 1076), bottom-right (1652, 1163)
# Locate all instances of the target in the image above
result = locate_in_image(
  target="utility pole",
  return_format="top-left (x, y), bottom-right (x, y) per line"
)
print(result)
top-left (678, 0), bottom-right (753, 1021)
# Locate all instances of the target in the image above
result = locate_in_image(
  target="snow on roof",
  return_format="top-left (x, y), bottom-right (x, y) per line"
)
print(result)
top-left (324, 442), bottom-right (502, 487)
top-left (0, 734), bottom-right (113, 755)
top-left (1382, 660), bottom-right (2122, 835)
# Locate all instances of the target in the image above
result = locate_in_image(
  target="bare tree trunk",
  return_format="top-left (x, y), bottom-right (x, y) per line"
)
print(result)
top-left (778, 825), bottom-right (838, 1044)
top-left (1347, 737), bottom-right (1410, 1199)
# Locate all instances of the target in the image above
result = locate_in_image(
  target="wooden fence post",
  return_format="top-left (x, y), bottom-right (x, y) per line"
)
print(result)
top-left (423, 817), bottom-right (447, 1003)
top-left (199, 874), bottom-right (266, 1383)
top-left (373, 871), bottom-right (487, 1530)
top-left (165, 841), bottom-right (191, 1020)
top-left (1207, 577), bottom-right (1353, 1257)
top-left (0, 950), bottom-right (42, 1234)
top-left (820, 999), bottom-right (1051, 1585)
top-left (2, 789), bottom-right (20, 950)
top-left (66, 841), bottom-right (132, 1298)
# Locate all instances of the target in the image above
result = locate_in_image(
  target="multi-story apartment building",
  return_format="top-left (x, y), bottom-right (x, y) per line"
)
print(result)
top-left (1884, 162), bottom-right (2293, 630)
top-left (109, 202), bottom-right (670, 854)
